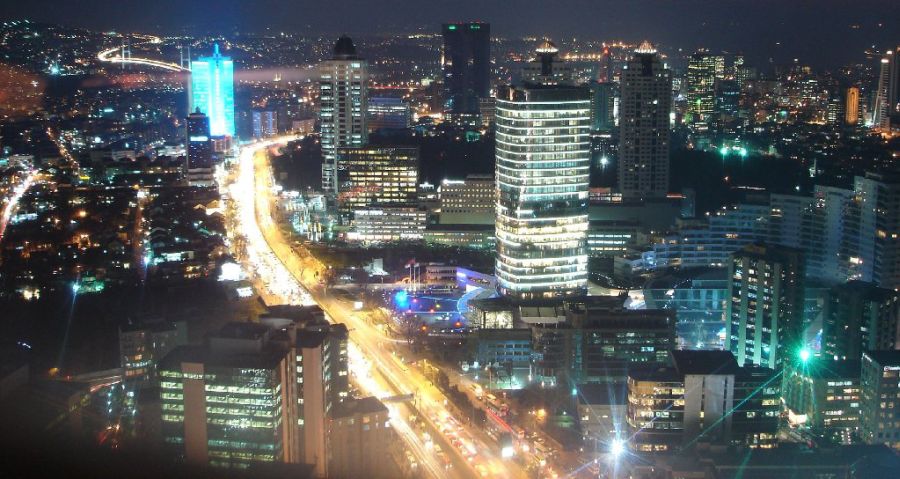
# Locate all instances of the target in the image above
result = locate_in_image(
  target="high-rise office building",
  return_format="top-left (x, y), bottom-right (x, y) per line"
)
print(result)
top-left (190, 44), bottom-right (235, 138)
top-left (159, 318), bottom-right (349, 474)
top-left (319, 36), bottom-right (368, 194)
top-left (860, 350), bottom-right (900, 449)
top-left (252, 110), bottom-right (278, 139)
top-left (159, 323), bottom-right (300, 469)
top-left (367, 97), bottom-right (410, 132)
top-left (782, 359), bottom-right (861, 444)
top-left (589, 80), bottom-right (617, 132)
top-left (442, 22), bottom-right (491, 123)
top-left (295, 323), bottom-right (349, 477)
top-left (626, 350), bottom-right (779, 453)
top-left (438, 174), bottom-right (495, 225)
top-left (617, 42), bottom-right (672, 200)
top-left (823, 281), bottom-right (900, 361)
top-left (845, 86), bottom-right (861, 125)
top-left (495, 84), bottom-right (591, 300)
top-left (531, 302), bottom-right (676, 383)
top-left (185, 109), bottom-right (215, 187)
top-left (686, 51), bottom-right (725, 128)
top-left (336, 146), bottom-right (419, 216)
top-left (727, 243), bottom-right (805, 369)
top-left (714, 79), bottom-right (741, 119)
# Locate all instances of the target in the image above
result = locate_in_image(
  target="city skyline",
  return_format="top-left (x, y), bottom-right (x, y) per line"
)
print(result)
top-left (2, 0), bottom-right (897, 68)
top-left (0, 3), bottom-right (899, 479)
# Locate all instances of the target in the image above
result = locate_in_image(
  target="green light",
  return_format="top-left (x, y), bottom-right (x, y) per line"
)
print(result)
top-left (447, 25), bottom-right (457, 31)
top-left (719, 147), bottom-right (729, 156)
top-left (799, 348), bottom-right (811, 363)
top-left (571, 387), bottom-right (577, 397)
top-left (739, 147), bottom-right (748, 157)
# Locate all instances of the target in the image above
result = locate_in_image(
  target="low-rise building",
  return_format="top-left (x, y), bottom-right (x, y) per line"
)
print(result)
top-left (577, 382), bottom-right (628, 450)
top-left (348, 206), bottom-right (426, 243)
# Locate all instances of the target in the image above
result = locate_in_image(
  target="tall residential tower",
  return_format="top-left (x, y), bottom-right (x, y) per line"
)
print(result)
top-left (617, 42), bottom-right (672, 200)
top-left (319, 36), bottom-right (369, 193)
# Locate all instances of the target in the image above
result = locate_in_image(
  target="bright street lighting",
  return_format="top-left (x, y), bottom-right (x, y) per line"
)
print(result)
top-left (610, 438), bottom-right (625, 457)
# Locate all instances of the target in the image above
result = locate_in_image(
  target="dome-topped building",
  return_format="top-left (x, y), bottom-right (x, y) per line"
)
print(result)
top-left (333, 35), bottom-right (360, 60)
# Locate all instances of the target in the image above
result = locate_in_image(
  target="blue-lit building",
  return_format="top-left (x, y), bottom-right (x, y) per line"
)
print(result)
top-left (191, 45), bottom-right (236, 138)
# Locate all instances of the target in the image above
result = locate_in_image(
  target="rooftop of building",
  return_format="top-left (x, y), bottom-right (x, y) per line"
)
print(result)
top-left (213, 321), bottom-right (270, 341)
top-left (120, 319), bottom-right (182, 334)
top-left (262, 304), bottom-right (326, 323)
top-left (426, 223), bottom-right (495, 232)
top-left (792, 359), bottom-right (861, 380)
top-left (576, 382), bottom-right (627, 406)
top-left (701, 443), bottom-right (900, 472)
top-left (863, 350), bottom-right (900, 366)
top-left (643, 267), bottom-right (729, 290)
top-left (671, 350), bottom-right (742, 376)
top-left (832, 280), bottom-right (898, 299)
top-left (734, 242), bottom-right (804, 261)
top-left (475, 328), bottom-right (532, 340)
top-left (158, 344), bottom-right (287, 371)
top-left (332, 396), bottom-right (388, 419)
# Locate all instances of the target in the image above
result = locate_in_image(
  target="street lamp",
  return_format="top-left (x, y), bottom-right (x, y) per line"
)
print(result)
top-left (610, 438), bottom-right (625, 458)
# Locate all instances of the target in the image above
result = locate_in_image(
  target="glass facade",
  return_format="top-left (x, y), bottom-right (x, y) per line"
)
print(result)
top-left (495, 85), bottom-right (591, 299)
top-left (190, 45), bottom-right (235, 138)
top-left (336, 146), bottom-right (419, 215)
top-left (160, 365), bottom-right (287, 469)
top-left (442, 23), bottom-right (491, 120)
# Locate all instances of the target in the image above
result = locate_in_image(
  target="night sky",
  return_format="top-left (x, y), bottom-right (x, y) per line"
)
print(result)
top-left (2, 0), bottom-right (898, 67)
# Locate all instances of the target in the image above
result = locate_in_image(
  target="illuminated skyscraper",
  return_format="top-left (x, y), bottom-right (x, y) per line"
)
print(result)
top-left (845, 86), bottom-right (860, 125)
top-left (618, 42), bottom-right (672, 200)
top-left (442, 22), bottom-right (491, 123)
top-left (190, 44), bottom-right (235, 138)
top-left (495, 84), bottom-right (591, 300)
top-left (686, 51), bottom-right (725, 129)
top-left (873, 48), bottom-right (899, 131)
top-left (319, 36), bottom-right (368, 193)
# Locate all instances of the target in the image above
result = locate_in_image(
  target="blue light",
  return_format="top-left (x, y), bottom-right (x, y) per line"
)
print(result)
top-left (191, 44), bottom-right (235, 137)
top-left (393, 289), bottom-right (409, 308)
